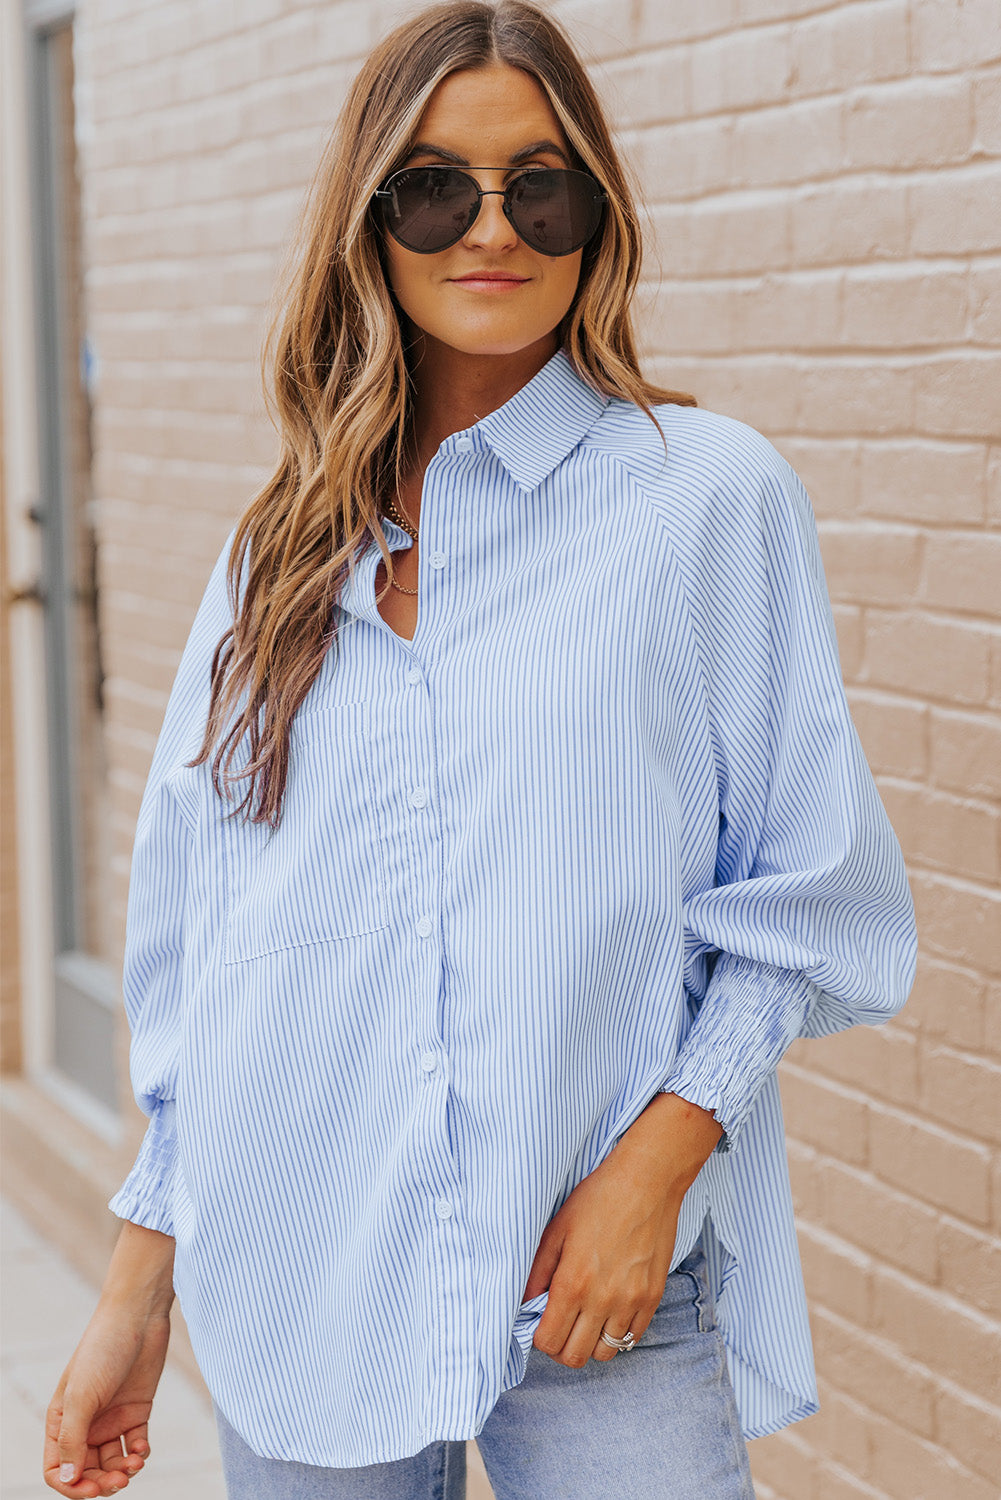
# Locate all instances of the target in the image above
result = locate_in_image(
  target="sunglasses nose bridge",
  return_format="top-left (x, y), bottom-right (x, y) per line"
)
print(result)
top-left (463, 185), bottom-right (520, 246)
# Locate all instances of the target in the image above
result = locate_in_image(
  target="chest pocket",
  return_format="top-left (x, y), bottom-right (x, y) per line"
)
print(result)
top-left (221, 702), bottom-right (389, 963)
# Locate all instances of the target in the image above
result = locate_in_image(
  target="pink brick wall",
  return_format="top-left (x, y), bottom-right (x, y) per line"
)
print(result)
top-left (76, 2), bottom-right (1000, 1494)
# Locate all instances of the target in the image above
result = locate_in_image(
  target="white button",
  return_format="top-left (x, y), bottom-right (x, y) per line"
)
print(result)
top-left (420, 1052), bottom-right (437, 1072)
top-left (454, 437), bottom-right (473, 453)
top-left (409, 787), bottom-right (428, 808)
top-left (429, 551), bottom-right (446, 569)
top-left (416, 915), bottom-right (433, 938)
top-left (405, 665), bottom-right (421, 684)
top-left (436, 1199), bottom-right (453, 1219)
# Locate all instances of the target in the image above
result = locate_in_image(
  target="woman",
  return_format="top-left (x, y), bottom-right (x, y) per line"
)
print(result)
top-left (44, 3), bottom-right (917, 1497)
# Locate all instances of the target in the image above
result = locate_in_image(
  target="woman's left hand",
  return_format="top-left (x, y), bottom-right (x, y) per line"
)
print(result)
top-left (524, 1092), bottom-right (722, 1368)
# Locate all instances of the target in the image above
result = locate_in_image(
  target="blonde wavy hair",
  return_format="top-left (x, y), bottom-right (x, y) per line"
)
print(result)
top-left (190, 0), bottom-right (697, 828)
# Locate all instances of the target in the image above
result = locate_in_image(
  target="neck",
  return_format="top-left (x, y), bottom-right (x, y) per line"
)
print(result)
top-left (405, 330), bottom-right (560, 474)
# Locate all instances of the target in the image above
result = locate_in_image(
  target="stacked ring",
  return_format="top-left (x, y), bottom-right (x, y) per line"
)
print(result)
top-left (599, 1327), bottom-right (636, 1352)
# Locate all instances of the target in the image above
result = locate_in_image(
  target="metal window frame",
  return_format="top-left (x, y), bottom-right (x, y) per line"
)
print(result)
top-left (22, 0), bottom-right (119, 1132)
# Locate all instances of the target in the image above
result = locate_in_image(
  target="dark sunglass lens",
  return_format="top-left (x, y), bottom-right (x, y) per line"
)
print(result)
top-left (507, 169), bottom-right (604, 255)
top-left (380, 168), bottom-right (478, 253)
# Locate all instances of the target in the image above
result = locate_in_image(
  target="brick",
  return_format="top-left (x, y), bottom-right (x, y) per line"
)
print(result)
top-left (777, 1063), bottom-right (869, 1165)
top-left (868, 1098), bottom-right (992, 1222)
top-left (629, 117), bottom-right (732, 203)
top-left (748, 1424), bottom-right (819, 1498)
top-left (732, 96), bottom-right (843, 187)
top-left (984, 981), bottom-right (1001, 1059)
top-left (990, 634), bottom-right (1001, 709)
top-left (831, 605), bottom-right (864, 679)
top-left (737, 0), bottom-right (825, 21)
top-left (637, 0), bottom-right (736, 48)
top-left (937, 1219), bottom-right (1001, 1318)
top-left (776, 439), bottom-right (860, 521)
top-left (792, 177), bottom-right (909, 266)
top-left (601, 50), bottom-right (690, 130)
top-left (901, 957), bottom-right (985, 1050)
top-left (789, 3), bottom-right (910, 94)
top-left (785, 1137), bottom-right (825, 1220)
top-left (910, 164), bottom-right (1001, 256)
top-left (970, 261), bottom-right (1001, 345)
top-left (845, 690), bottom-right (927, 781)
top-left (811, 1306), bottom-right (936, 1435)
top-left (550, 0), bottom-right (638, 61)
top-left (910, 870), bottom-right (1001, 977)
top-left (821, 1159), bottom-right (938, 1281)
top-left (798, 361), bottom-right (914, 435)
top-left (314, 0), bottom-right (379, 61)
top-left (843, 77), bottom-right (972, 173)
top-left (841, 264), bottom-right (968, 348)
top-left (731, 270), bottom-right (841, 350)
top-left (637, 280), bottom-right (735, 355)
top-left (797, 1222), bottom-right (873, 1324)
top-left (807, 1381), bottom-right (872, 1479)
top-left (934, 1384), bottom-right (1001, 1487)
top-left (914, 354), bottom-right (1001, 441)
top-left (920, 1045), bottom-right (1001, 1145)
top-left (974, 65), bottom-right (1001, 153)
top-left (879, 780), bottom-right (1000, 882)
top-left (689, 26), bottom-right (792, 115)
top-left (912, 0), bottom-right (1001, 72)
top-left (857, 440), bottom-right (986, 526)
top-left (805, 1020), bottom-right (919, 1108)
top-left (872, 1264), bottom-right (1001, 1390)
top-left (651, 195), bottom-right (793, 277)
top-left (863, 611), bottom-right (991, 705)
top-left (813, 1466), bottom-right (886, 1500)
top-left (866, 1407), bottom-right (1000, 1500)
top-left (930, 708), bottom-right (1001, 800)
top-left (818, 523), bottom-right (923, 608)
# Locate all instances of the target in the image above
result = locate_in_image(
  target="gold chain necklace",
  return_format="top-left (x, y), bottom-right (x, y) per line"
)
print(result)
top-left (383, 494), bottom-right (419, 595)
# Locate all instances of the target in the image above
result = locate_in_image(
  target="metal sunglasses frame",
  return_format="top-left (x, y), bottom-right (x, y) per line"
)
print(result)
top-left (372, 165), bottom-right (608, 256)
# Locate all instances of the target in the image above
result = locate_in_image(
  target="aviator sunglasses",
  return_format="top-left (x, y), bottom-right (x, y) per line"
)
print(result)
top-left (373, 165), bottom-right (607, 256)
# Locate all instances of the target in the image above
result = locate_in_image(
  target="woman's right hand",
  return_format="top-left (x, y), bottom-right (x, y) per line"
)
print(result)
top-left (43, 1301), bottom-right (171, 1497)
top-left (43, 1219), bottom-right (177, 1497)
top-left (43, 1302), bottom-right (170, 1500)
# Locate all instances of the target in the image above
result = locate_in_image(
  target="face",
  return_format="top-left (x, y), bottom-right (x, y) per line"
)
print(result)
top-left (380, 63), bottom-right (586, 361)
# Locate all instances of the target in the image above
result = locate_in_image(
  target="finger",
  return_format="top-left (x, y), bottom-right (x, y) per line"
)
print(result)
top-left (591, 1306), bottom-right (641, 1364)
top-left (42, 1461), bottom-right (101, 1496)
top-left (43, 1452), bottom-right (102, 1496)
top-left (522, 1229), bottom-right (563, 1302)
top-left (120, 1426), bottom-right (149, 1475)
top-left (80, 1463), bottom-right (131, 1496)
top-left (531, 1285), bottom-right (582, 1358)
top-left (97, 1438), bottom-right (126, 1471)
top-left (52, 1394), bottom-right (96, 1490)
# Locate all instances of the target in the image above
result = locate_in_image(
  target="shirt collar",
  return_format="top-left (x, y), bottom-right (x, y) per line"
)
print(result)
top-left (336, 349), bottom-right (610, 623)
top-left (473, 347), bottom-right (609, 492)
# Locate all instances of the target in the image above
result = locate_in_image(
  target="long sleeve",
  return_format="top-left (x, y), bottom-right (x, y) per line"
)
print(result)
top-left (656, 448), bottom-right (917, 1156)
top-left (107, 529), bottom-right (238, 1233)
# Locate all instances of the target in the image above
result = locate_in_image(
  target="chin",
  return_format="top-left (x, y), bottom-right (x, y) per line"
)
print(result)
top-left (435, 317), bottom-right (562, 359)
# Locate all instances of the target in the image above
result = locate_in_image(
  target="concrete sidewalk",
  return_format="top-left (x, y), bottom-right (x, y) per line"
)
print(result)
top-left (1, 1195), bottom-right (226, 1499)
top-left (1, 1196), bottom-right (495, 1499)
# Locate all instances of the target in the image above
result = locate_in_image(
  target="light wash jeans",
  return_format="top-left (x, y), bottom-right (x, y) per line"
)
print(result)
top-left (213, 1240), bottom-right (756, 1499)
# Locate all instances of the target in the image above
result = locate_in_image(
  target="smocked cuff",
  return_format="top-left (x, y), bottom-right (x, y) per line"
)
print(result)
top-left (659, 955), bottom-right (819, 1155)
top-left (107, 1098), bottom-right (178, 1237)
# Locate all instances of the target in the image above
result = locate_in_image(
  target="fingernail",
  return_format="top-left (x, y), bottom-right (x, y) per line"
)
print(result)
top-left (59, 1462), bottom-right (75, 1481)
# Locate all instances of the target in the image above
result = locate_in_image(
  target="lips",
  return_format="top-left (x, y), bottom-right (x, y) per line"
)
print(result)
top-left (450, 272), bottom-right (530, 284)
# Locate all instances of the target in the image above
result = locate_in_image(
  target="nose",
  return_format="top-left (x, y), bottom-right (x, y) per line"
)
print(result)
top-left (463, 188), bottom-right (519, 253)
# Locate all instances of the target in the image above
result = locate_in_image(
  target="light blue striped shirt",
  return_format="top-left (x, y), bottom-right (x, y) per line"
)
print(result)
top-left (109, 348), bottom-right (916, 1465)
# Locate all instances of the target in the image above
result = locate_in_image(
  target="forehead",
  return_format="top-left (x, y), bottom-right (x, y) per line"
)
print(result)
top-left (413, 62), bottom-right (570, 161)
